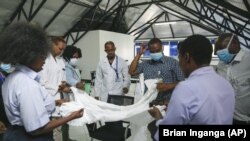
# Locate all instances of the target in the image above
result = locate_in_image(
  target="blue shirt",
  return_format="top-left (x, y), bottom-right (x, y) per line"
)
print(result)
top-left (154, 66), bottom-right (235, 140)
top-left (65, 61), bottom-right (81, 86)
top-left (137, 56), bottom-right (184, 83)
top-left (2, 65), bottom-right (55, 132)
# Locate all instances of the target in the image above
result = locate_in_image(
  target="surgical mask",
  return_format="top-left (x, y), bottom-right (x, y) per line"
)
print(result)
top-left (0, 63), bottom-right (15, 73)
top-left (150, 52), bottom-right (163, 61)
top-left (70, 58), bottom-right (79, 66)
top-left (217, 49), bottom-right (236, 64)
top-left (216, 34), bottom-right (235, 64)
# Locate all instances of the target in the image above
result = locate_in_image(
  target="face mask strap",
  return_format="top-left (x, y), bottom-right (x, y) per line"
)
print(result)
top-left (225, 34), bottom-right (234, 49)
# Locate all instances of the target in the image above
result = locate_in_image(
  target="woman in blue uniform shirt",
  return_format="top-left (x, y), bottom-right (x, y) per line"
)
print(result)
top-left (62, 45), bottom-right (84, 90)
top-left (0, 22), bottom-right (83, 141)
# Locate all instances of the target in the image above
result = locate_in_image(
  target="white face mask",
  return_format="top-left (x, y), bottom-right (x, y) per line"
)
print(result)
top-left (70, 58), bottom-right (79, 67)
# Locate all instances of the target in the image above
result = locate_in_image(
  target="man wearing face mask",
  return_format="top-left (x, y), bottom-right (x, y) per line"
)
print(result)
top-left (129, 38), bottom-right (184, 141)
top-left (215, 33), bottom-right (250, 125)
top-left (62, 45), bottom-right (84, 90)
top-left (129, 38), bottom-right (184, 103)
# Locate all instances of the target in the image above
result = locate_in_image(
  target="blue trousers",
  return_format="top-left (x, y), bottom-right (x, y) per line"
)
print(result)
top-left (3, 125), bottom-right (53, 141)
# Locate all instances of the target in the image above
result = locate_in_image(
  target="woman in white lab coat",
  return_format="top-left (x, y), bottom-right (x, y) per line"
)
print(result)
top-left (94, 41), bottom-right (131, 102)
top-left (39, 36), bottom-right (70, 101)
top-left (38, 36), bottom-right (71, 141)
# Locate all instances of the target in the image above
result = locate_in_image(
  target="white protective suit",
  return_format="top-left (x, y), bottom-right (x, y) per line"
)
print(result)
top-left (94, 55), bottom-right (131, 102)
top-left (60, 79), bottom-right (165, 125)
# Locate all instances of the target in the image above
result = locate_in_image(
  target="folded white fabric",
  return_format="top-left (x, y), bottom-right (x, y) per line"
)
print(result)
top-left (60, 79), bottom-right (165, 126)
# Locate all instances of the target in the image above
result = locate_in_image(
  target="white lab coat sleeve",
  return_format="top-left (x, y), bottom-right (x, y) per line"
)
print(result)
top-left (94, 61), bottom-right (103, 97)
top-left (39, 61), bottom-right (58, 93)
top-left (121, 60), bottom-right (131, 89)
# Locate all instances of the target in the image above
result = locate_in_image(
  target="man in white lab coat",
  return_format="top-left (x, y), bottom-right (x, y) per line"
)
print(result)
top-left (94, 41), bottom-right (131, 102)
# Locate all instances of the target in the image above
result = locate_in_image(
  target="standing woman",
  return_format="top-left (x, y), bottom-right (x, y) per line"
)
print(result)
top-left (0, 22), bottom-right (83, 141)
top-left (62, 45), bottom-right (84, 90)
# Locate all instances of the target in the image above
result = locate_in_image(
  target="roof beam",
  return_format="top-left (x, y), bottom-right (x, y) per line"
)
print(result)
top-left (64, 0), bottom-right (102, 38)
top-left (209, 0), bottom-right (250, 19)
top-left (169, 0), bottom-right (249, 48)
top-left (126, 4), bottom-right (151, 33)
top-left (68, 0), bottom-right (121, 45)
top-left (44, 0), bottom-right (70, 29)
top-left (243, 0), bottom-right (250, 14)
top-left (135, 12), bottom-right (164, 40)
top-left (158, 4), bottom-right (220, 35)
top-left (121, 0), bottom-right (169, 7)
top-left (9, 0), bottom-right (27, 22)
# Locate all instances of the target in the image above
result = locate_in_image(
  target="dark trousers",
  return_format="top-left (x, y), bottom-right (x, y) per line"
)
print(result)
top-left (147, 120), bottom-right (157, 141)
top-left (3, 125), bottom-right (53, 141)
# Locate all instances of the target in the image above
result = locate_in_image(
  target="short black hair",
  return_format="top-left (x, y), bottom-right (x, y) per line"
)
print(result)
top-left (0, 22), bottom-right (50, 65)
top-left (148, 38), bottom-right (162, 47)
top-left (179, 34), bottom-right (212, 65)
top-left (62, 45), bottom-right (82, 61)
top-left (104, 41), bottom-right (115, 48)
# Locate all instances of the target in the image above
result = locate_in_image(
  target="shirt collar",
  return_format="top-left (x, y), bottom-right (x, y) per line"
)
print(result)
top-left (233, 49), bottom-right (244, 62)
top-left (16, 65), bottom-right (40, 82)
top-left (188, 66), bottom-right (214, 79)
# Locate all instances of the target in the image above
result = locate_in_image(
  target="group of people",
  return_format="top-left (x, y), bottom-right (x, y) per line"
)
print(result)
top-left (0, 21), bottom-right (249, 141)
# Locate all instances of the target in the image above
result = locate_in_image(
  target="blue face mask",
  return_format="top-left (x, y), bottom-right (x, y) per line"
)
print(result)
top-left (150, 52), bottom-right (163, 61)
top-left (216, 48), bottom-right (235, 64)
top-left (0, 63), bottom-right (14, 73)
top-left (217, 34), bottom-right (235, 64)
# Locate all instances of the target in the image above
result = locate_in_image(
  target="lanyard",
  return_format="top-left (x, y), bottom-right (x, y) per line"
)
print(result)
top-left (0, 72), bottom-right (5, 82)
top-left (110, 55), bottom-right (119, 79)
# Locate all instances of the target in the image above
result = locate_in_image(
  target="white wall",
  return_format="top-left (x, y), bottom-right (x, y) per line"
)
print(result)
top-left (68, 30), bottom-right (135, 80)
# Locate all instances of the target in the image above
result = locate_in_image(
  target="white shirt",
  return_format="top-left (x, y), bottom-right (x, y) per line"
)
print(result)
top-left (94, 55), bottom-right (131, 102)
top-left (227, 49), bottom-right (250, 121)
top-left (39, 53), bottom-right (66, 100)
top-left (215, 60), bottom-right (229, 79)
top-left (2, 65), bottom-right (55, 132)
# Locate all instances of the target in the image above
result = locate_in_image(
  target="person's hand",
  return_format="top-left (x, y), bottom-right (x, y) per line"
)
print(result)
top-left (123, 87), bottom-right (129, 94)
top-left (76, 82), bottom-right (85, 90)
top-left (55, 99), bottom-right (69, 106)
top-left (148, 106), bottom-right (163, 120)
top-left (70, 108), bottom-right (84, 119)
top-left (0, 121), bottom-right (6, 134)
top-left (139, 43), bottom-right (147, 55)
top-left (58, 81), bottom-right (71, 93)
top-left (156, 83), bottom-right (172, 92)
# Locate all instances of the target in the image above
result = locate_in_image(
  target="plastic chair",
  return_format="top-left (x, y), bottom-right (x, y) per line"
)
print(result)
top-left (88, 95), bottom-right (134, 141)
top-left (90, 71), bottom-right (96, 86)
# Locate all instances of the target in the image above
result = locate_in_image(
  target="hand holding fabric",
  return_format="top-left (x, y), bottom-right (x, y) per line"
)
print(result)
top-left (76, 81), bottom-right (85, 90)
top-left (148, 106), bottom-right (163, 120)
top-left (58, 81), bottom-right (71, 93)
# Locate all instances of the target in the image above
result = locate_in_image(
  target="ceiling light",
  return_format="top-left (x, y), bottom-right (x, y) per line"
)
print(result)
top-left (154, 22), bottom-right (177, 26)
